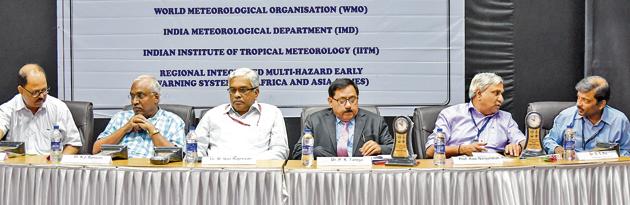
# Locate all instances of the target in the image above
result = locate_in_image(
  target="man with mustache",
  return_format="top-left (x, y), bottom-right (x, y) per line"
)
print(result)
top-left (425, 73), bottom-right (526, 158)
top-left (291, 78), bottom-right (393, 159)
top-left (195, 68), bottom-right (289, 160)
top-left (543, 76), bottom-right (630, 155)
top-left (93, 75), bottom-right (185, 158)
top-left (0, 64), bottom-right (82, 154)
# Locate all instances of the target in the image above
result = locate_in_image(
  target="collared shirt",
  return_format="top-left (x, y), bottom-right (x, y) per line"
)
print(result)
top-left (335, 118), bottom-right (356, 157)
top-left (0, 94), bottom-right (82, 155)
top-left (195, 102), bottom-right (289, 160)
top-left (97, 109), bottom-right (185, 158)
top-left (543, 105), bottom-right (630, 156)
top-left (425, 102), bottom-right (526, 152)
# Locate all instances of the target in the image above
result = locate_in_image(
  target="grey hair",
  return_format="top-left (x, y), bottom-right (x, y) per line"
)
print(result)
top-left (133, 75), bottom-right (161, 94)
top-left (469, 73), bottom-right (503, 99)
top-left (575, 75), bottom-right (609, 103)
top-left (228, 68), bottom-right (260, 88)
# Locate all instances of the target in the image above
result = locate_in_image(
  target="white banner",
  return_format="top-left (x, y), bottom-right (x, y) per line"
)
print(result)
top-left (57, 0), bottom-right (464, 116)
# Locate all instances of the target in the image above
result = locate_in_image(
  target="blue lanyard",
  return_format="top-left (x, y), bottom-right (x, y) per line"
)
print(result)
top-left (569, 110), bottom-right (606, 150)
top-left (469, 109), bottom-right (493, 141)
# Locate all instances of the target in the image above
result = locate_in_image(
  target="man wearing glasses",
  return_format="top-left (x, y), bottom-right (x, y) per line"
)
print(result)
top-left (195, 68), bottom-right (289, 160)
top-left (0, 64), bottom-right (82, 154)
top-left (92, 75), bottom-right (185, 158)
top-left (291, 78), bottom-right (393, 159)
top-left (425, 73), bottom-right (525, 158)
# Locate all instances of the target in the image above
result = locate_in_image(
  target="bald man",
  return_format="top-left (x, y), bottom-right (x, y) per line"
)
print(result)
top-left (93, 75), bottom-right (185, 158)
top-left (0, 64), bottom-right (82, 155)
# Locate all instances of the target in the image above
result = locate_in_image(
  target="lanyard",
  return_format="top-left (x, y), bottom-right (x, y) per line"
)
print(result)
top-left (469, 109), bottom-right (493, 141)
top-left (568, 110), bottom-right (606, 150)
top-left (225, 104), bottom-right (262, 126)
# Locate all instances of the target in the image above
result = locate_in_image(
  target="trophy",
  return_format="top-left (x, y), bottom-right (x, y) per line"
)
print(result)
top-left (385, 116), bottom-right (417, 166)
top-left (520, 112), bottom-right (544, 158)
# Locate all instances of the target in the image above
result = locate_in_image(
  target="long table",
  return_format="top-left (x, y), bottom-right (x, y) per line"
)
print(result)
top-left (284, 157), bottom-right (630, 205)
top-left (0, 156), bottom-right (285, 205)
top-left (3, 156), bottom-right (630, 205)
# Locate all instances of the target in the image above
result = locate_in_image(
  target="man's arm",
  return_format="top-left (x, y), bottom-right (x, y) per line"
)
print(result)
top-left (92, 114), bottom-right (136, 154)
top-left (60, 105), bottom-right (83, 154)
top-left (618, 118), bottom-right (630, 156)
top-left (0, 101), bottom-right (14, 141)
top-left (133, 115), bottom-right (175, 147)
top-left (543, 115), bottom-right (566, 154)
top-left (258, 109), bottom-right (289, 160)
top-left (63, 145), bottom-right (80, 154)
top-left (504, 116), bottom-right (527, 156)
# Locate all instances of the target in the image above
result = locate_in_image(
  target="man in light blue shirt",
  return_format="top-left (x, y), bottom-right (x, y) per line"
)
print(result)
top-left (425, 73), bottom-right (526, 158)
top-left (543, 76), bottom-right (630, 156)
top-left (92, 75), bottom-right (185, 158)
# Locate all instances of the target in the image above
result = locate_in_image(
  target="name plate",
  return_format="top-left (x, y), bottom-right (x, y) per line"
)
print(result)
top-left (61, 155), bottom-right (112, 165)
top-left (201, 156), bottom-right (256, 165)
top-left (317, 157), bottom-right (372, 167)
top-left (0, 153), bottom-right (6, 161)
top-left (452, 155), bottom-right (504, 165)
top-left (576, 151), bottom-right (619, 161)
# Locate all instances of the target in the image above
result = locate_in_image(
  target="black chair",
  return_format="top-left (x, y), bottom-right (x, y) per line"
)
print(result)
top-left (63, 101), bottom-right (95, 154)
top-left (123, 104), bottom-right (195, 133)
top-left (411, 106), bottom-right (448, 159)
top-left (526, 101), bottom-right (575, 152)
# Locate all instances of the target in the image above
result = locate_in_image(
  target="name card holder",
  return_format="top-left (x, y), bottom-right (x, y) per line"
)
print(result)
top-left (201, 156), bottom-right (256, 165)
top-left (576, 151), bottom-right (619, 161)
top-left (61, 155), bottom-right (113, 165)
top-left (317, 157), bottom-right (372, 168)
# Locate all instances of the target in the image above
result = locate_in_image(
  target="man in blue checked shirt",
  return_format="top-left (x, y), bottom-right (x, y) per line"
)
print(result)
top-left (543, 76), bottom-right (630, 156)
top-left (92, 75), bottom-right (185, 158)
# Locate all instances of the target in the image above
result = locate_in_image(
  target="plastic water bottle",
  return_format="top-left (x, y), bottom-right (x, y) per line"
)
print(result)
top-left (50, 125), bottom-right (63, 163)
top-left (301, 128), bottom-right (314, 167)
top-left (563, 125), bottom-right (576, 160)
top-left (433, 128), bottom-right (446, 166)
top-left (184, 129), bottom-right (198, 165)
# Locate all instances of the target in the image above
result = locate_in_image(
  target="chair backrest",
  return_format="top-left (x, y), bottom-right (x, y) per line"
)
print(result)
top-left (412, 106), bottom-right (448, 159)
top-left (123, 104), bottom-right (195, 132)
top-left (299, 106), bottom-right (380, 133)
top-left (63, 101), bottom-right (95, 154)
top-left (526, 101), bottom-right (575, 150)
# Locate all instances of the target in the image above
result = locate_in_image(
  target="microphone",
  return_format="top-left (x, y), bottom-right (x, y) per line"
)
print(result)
top-left (150, 147), bottom-right (183, 165)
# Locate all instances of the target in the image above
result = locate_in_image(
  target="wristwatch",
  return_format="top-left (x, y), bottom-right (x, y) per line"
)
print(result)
top-left (149, 129), bottom-right (160, 136)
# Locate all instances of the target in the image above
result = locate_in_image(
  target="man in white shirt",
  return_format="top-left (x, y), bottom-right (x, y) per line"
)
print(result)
top-left (196, 68), bottom-right (289, 160)
top-left (0, 64), bottom-right (82, 155)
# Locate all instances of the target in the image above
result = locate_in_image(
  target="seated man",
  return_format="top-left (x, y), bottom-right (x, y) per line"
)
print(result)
top-left (195, 68), bottom-right (289, 160)
top-left (0, 64), bottom-right (82, 154)
top-left (93, 75), bottom-right (185, 158)
top-left (543, 76), bottom-right (630, 156)
top-left (292, 78), bottom-right (393, 159)
top-left (426, 73), bottom-right (525, 158)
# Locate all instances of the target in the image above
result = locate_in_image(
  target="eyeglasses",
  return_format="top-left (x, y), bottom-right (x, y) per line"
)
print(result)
top-left (22, 87), bottom-right (50, 97)
top-left (129, 92), bottom-right (156, 100)
top-left (333, 97), bottom-right (358, 105)
top-left (228, 87), bottom-right (258, 95)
